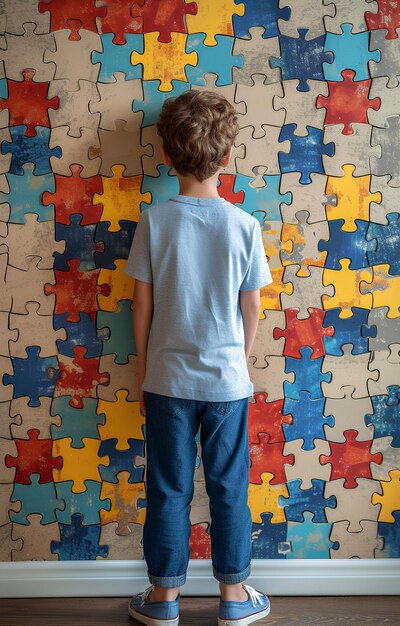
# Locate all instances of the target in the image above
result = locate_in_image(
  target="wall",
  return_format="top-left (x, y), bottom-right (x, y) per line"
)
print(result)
top-left (0, 0), bottom-right (399, 566)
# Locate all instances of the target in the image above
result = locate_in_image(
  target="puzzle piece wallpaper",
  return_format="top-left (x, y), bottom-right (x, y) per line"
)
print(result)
top-left (1, 0), bottom-right (400, 563)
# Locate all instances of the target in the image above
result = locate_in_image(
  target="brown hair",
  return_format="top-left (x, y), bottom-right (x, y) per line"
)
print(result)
top-left (156, 90), bottom-right (240, 183)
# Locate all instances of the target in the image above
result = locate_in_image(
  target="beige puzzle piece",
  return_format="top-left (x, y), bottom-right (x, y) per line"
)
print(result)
top-left (0, 483), bottom-right (21, 526)
top-left (281, 265), bottom-right (334, 319)
top-left (90, 73), bottom-right (143, 132)
top-left (273, 79), bottom-right (328, 135)
top-left (48, 79), bottom-right (101, 137)
top-left (324, 477), bottom-right (382, 531)
top-left (0, 523), bottom-right (23, 561)
top-left (192, 72), bottom-right (246, 114)
top-left (11, 514), bottom-right (60, 560)
top-left (98, 354), bottom-right (137, 402)
top-left (10, 396), bottom-right (61, 440)
top-left (0, 214), bottom-right (65, 270)
top-left (6, 256), bottom-right (56, 315)
top-left (99, 522), bottom-right (143, 560)
top-left (0, 23), bottom-right (56, 81)
top-left (235, 77), bottom-right (284, 137)
top-left (0, 0), bottom-right (50, 34)
top-left (0, 355), bottom-right (13, 402)
top-left (233, 27), bottom-right (281, 85)
top-left (323, 123), bottom-right (379, 177)
top-left (0, 311), bottom-right (18, 356)
top-left (324, 386), bottom-right (374, 442)
top-left (50, 126), bottom-right (101, 177)
top-left (279, 0), bottom-right (335, 39)
top-left (248, 355), bottom-right (295, 401)
top-left (44, 29), bottom-right (102, 89)
top-left (99, 120), bottom-right (153, 177)
top-left (249, 310), bottom-right (286, 364)
top-left (370, 436), bottom-right (400, 482)
top-left (367, 348), bottom-right (400, 396)
top-left (330, 520), bottom-right (383, 559)
top-left (321, 345), bottom-right (379, 399)
top-left (369, 175), bottom-right (400, 224)
top-left (235, 125), bottom-right (289, 176)
top-left (9, 303), bottom-right (66, 358)
top-left (0, 435), bottom-right (17, 481)
top-left (283, 439), bottom-right (331, 489)
top-left (0, 400), bottom-right (15, 438)
top-left (323, 0), bottom-right (378, 33)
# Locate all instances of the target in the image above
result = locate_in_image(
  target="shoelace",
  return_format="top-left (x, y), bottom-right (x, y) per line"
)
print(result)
top-left (242, 584), bottom-right (264, 607)
top-left (140, 585), bottom-right (155, 606)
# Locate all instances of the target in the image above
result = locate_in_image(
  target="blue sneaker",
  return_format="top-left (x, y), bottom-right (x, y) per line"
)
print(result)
top-left (218, 583), bottom-right (270, 626)
top-left (129, 585), bottom-right (180, 626)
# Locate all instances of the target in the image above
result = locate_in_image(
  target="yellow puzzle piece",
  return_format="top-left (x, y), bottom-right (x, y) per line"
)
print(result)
top-left (322, 258), bottom-right (373, 318)
top-left (186, 0), bottom-right (245, 45)
top-left (260, 266), bottom-right (293, 317)
top-left (360, 264), bottom-right (400, 318)
top-left (97, 390), bottom-right (145, 449)
top-left (372, 470), bottom-right (400, 523)
top-left (248, 472), bottom-right (288, 524)
top-left (325, 164), bottom-right (381, 231)
top-left (131, 32), bottom-right (197, 91)
top-left (98, 259), bottom-right (135, 311)
top-left (100, 472), bottom-right (146, 534)
top-left (52, 437), bottom-right (110, 493)
top-left (94, 166), bottom-right (151, 231)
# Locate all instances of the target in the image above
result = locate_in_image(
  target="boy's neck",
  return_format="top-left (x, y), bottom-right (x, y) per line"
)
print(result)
top-left (177, 171), bottom-right (221, 199)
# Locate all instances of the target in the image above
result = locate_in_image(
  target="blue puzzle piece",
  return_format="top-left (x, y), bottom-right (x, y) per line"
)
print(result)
top-left (284, 346), bottom-right (332, 400)
top-left (251, 512), bottom-right (287, 559)
top-left (367, 213), bottom-right (400, 275)
top-left (133, 80), bottom-right (190, 127)
top-left (318, 219), bottom-right (376, 270)
top-left (286, 511), bottom-right (337, 558)
top-left (1, 126), bottom-right (62, 175)
top-left (9, 474), bottom-right (65, 524)
top-left (54, 214), bottom-right (103, 271)
top-left (323, 24), bottom-right (380, 81)
top-left (50, 396), bottom-right (106, 448)
top-left (92, 34), bottom-right (143, 83)
top-left (97, 300), bottom-right (136, 363)
top-left (99, 438), bottom-right (145, 483)
top-left (278, 125), bottom-right (335, 184)
top-left (0, 78), bottom-right (8, 99)
top-left (323, 307), bottom-right (376, 356)
top-left (233, 0), bottom-right (291, 39)
top-left (378, 511), bottom-right (400, 558)
top-left (94, 220), bottom-right (136, 269)
top-left (282, 392), bottom-right (334, 450)
top-left (278, 479), bottom-right (337, 523)
top-left (141, 164), bottom-right (180, 210)
top-left (185, 34), bottom-right (243, 86)
top-left (51, 513), bottom-right (109, 560)
top-left (233, 174), bottom-right (290, 222)
top-left (270, 29), bottom-right (333, 91)
top-left (55, 480), bottom-right (111, 525)
top-left (3, 346), bottom-right (59, 407)
top-left (54, 312), bottom-right (104, 358)
top-left (364, 386), bottom-right (400, 447)
top-left (0, 163), bottom-right (55, 223)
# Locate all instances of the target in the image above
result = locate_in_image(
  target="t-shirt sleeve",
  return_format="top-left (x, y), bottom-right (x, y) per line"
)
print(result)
top-left (124, 211), bottom-right (153, 283)
top-left (239, 221), bottom-right (272, 291)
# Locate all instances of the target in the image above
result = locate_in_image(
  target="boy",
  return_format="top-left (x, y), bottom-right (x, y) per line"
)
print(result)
top-left (125, 90), bottom-right (272, 626)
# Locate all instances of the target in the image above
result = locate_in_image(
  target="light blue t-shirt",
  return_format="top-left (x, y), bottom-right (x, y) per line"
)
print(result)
top-left (125, 195), bottom-right (272, 401)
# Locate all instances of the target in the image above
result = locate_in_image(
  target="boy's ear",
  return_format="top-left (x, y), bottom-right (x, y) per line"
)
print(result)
top-left (222, 146), bottom-right (233, 167)
top-left (161, 145), bottom-right (172, 166)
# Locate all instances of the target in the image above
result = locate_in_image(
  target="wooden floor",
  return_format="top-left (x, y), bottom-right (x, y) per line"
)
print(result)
top-left (0, 596), bottom-right (399, 626)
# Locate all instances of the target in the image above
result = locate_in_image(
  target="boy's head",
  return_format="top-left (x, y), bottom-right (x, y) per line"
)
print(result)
top-left (156, 90), bottom-right (239, 183)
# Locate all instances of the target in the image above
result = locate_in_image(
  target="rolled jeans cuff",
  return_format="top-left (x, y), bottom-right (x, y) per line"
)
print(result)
top-left (213, 561), bottom-right (251, 584)
top-left (147, 569), bottom-right (187, 587)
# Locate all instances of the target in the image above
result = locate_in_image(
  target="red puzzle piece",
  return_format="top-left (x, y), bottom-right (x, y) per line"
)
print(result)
top-left (273, 308), bottom-right (334, 359)
top-left (189, 523), bottom-right (211, 558)
top-left (0, 69), bottom-right (59, 137)
top-left (44, 259), bottom-right (110, 322)
top-left (248, 391), bottom-right (293, 444)
top-left (316, 70), bottom-right (380, 135)
top-left (365, 0), bottom-right (400, 40)
top-left (38, 0), bottom-right (106, 40)
top-left (250, 432), bottom-right (294, 485)
top-left (42, 165), bottom-right (103, 226)
top-left (130, 0), bottom-right (197, 43)
top-left (55, 346), bottom-right (110, 408)
top-left (320, 429), bottom-right (383, 488)
top-left (217, 174), bottom-right (245, 205)
top-left (5, 428), bottom-right (63, 484)
top-left (96, 0), bottom-right (143, 44)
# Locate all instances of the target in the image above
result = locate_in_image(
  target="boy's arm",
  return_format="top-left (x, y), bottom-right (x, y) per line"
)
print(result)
top-left (132, 279), bottom-right (154, 415)
top-left (239, 288), bottom-right (260, 360)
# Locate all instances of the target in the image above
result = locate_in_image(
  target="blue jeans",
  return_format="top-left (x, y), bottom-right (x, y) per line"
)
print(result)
top-left (142, 392), bottom-right (252, 587)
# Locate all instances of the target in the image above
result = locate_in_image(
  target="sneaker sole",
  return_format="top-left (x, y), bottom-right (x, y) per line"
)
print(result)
top-left (128, 605), bottom-right (179, 626)
top-left (218, 603), bottom-right (271, 626)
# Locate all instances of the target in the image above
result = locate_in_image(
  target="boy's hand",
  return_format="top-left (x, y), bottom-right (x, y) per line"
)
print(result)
top-left (138, 385), bottom-right (146, 416)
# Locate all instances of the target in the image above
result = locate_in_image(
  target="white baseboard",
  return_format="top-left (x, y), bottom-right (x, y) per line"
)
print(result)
top-left (1, 559), bottom-right (399, 597)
